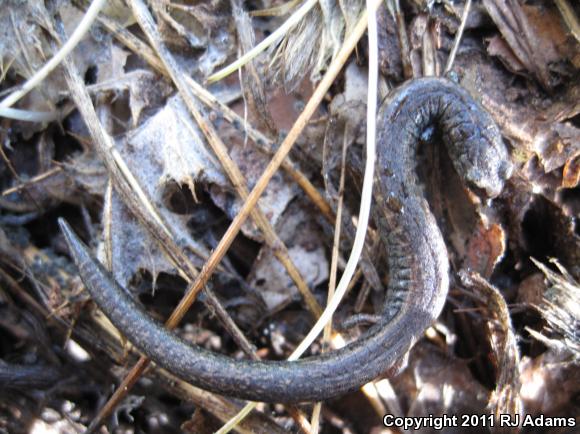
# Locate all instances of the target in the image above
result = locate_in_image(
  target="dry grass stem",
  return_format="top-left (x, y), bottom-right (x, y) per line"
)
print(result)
top-left (0, 0), bottom-right (107, 110)
top-left (445, 0), bottom-right (472, 73)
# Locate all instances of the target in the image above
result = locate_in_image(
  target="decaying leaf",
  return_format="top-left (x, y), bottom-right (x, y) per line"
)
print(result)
top-left (0, 1), bottom-right (110, 135)
top-left (209, 141), bottom-right (298, 242)
top-left (465, 223), bottom-right (508, 278)
top-left (101, 95), bottom-right (227, 287)
top-left (483, 0), bottom-right (578, 89)
top-left (1, 0), bottom-right (579, 432)
top-left (460, 272), bottom-right (523, 430)
top-left (247, 200), bottom-right (328, 312)
top-left (456, 52), bottom-right (580, 189)
top-left (520, 351), bottom-right (580, 418)
top-left (394, 342), bottom-right (491, 430)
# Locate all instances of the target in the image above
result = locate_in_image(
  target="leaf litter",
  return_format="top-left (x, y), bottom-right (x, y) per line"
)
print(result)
top-left (0, 0), bottom-right (578, 432)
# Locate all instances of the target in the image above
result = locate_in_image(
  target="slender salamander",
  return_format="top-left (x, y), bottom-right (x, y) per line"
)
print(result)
top-left (59, 77), bottom-right (512, 403)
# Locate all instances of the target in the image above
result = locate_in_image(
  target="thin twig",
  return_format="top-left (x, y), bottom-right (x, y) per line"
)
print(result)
top-left (291, 0), bottom-right (379, 364)
top-left (2, 167), bottom-right (62, 196)
top-left (422, 19), bottom-right (437, 76)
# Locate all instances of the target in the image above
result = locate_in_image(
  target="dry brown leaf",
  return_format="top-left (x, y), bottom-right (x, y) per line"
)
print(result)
top-left (486, 36), bottom-right (527, 74)
top-left (483, 0), bottom-right (577, 89)
top-left (455, 53), bottom-right (580, 185)
top-left (465, 223), bottom-right (507, 279)
top-left (562, 154), bottom-right (580, 188)
top-left (516, 273), bottom-right (547, 306)
top-left (460, 272), bottom-right (523, 433)
top-left (247, 200), bottom-right (328, 313)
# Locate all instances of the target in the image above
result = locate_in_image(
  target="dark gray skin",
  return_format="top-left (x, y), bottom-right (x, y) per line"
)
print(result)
top-left (59, 77), bottom-right (512, 403)
top-left (0, 361), bottom-right (63, 391)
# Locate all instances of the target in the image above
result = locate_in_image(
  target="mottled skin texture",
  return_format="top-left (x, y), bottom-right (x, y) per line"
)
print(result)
top-left (60, 77), bottom-right (512, 403)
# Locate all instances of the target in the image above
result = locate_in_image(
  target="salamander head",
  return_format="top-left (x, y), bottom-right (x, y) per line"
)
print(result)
top-left (464, 138), bottom-right (513, 198)
top-left (445, 105), bottom-right (513, 198)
